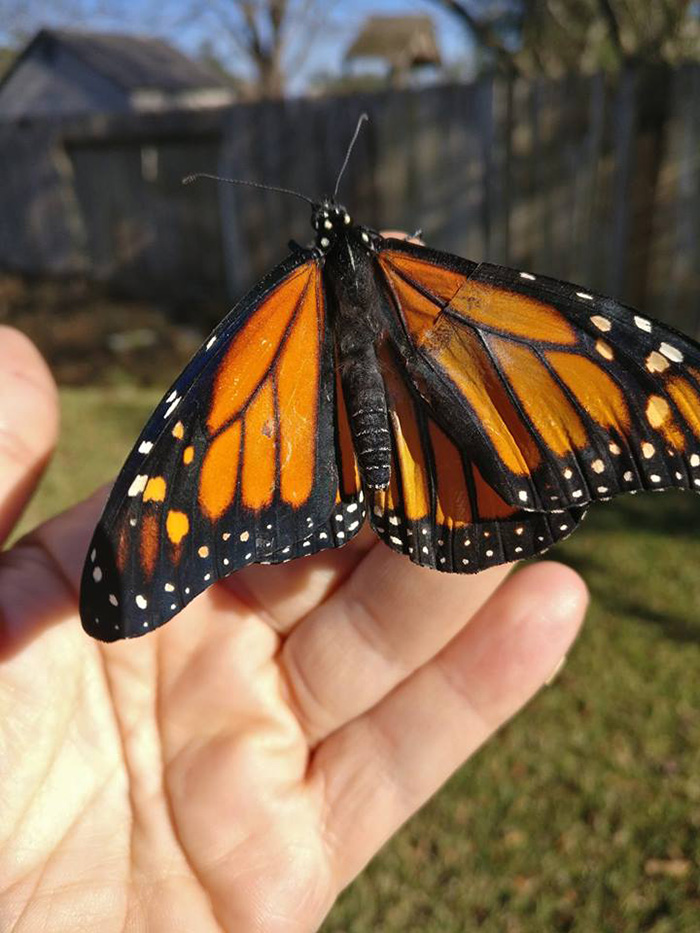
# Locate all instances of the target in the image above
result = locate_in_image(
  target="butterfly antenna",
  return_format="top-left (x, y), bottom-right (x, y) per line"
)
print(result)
top-left (182, 173), bottom-right (315, 206)
top-left (333, 113), bottom-right (369, 201)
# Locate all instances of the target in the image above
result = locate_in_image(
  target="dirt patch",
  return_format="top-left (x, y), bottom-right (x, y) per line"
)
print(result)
top-left (0, 272), bottom-right (206, 387)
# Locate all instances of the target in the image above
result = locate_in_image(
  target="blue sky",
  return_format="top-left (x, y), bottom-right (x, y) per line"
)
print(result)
top-left (158, 0), bottom-right (476, 90)
top-left (10, 0), bottom-right (476, 92)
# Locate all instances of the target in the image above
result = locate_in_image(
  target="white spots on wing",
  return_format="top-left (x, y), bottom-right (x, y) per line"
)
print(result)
top-left (240, 530), bottom-right (250, 542)
top-left (128, 474), bottom-right (148, 497)
top-left (164, 583), bottom-right (175, 592)
top-left (336, 531), bottom-right (346, 539)
top-left (518, 491), bottom-right (528, 502)
top-left (92, 565), bottom-right (103, 582)
top-left (691, 454), bottom-right (700, 467)
top-left (486, 549), bottom-right (494, 558)
top-left (204, 573), bottom-right (211, 581)
top-left (171, 603), bottom-right (177, 611)
top-left (206, 335), bottom-right (217, 351)
top-left (222, 532), bottom-right (231, 541)
top-left (439, 557), bottom-right (446, 565)
top-left (422, 546), bottom-right (429, 555)
top-left (90, 548), bottom-right (97, 563)
top-left (462, 558), bottom-right (470, 565)
top-left (660, 342), bottom-right (683, 363)
top-left (624, 471), bottom-right (634, 482)
top-left (650, 474), bottom-right (661, 483)
top-left (347, 502), bottom-right (358, 513)
top-left (185, 587), bottom-right (190, 595)
top-left (560, 524), bottom-right (568, 532)
top-left (590, 314), bottom-right (610, 330)
top-left (573, 489), bottom-right (583, 498)
top-left (245, 552), bottom-right (252, 560)
top-left (335, 514), bottom-right (343, 522)
top-left (577, 291), bottom-right (594, 301)
top-left (164, 396), bottom-right (181, 419)
top-left (389, 515), bottom-right (400, 526)
top-left (223, 558), bottom-right (230, 566)
top-left (135, 595), bottom-right (148, 609)
top-left (695, 479), bottom-right (700, 488)
top-left (596, 340), bottom-right (614, 361)
top-left (109, 594), bottom-right (118, 606)
top-left (282, 546), bottom-right (291, 554)
top-left (642, 442), bottom-right (656, 459)
top-left (323, 219), bottom-right (333, 230)
top-left (303, 540), bottom-right (311, 548)
top-left (166, 390), bottom-right (177, 403)
top-left (646, 350), bottom-right (669, 374)
top-left (320, 237), bottom-right (330, 248)
top-left (563, 468), bottom-right (573, 479)
top-left (358, 490), bottom-right (365, 503)
top-left (361, 231), bottom-right (370, 243)
top-left (143, 621), bottom-right (149, 628)
top-left (591, 459), bottom-right (605, 473)
top-left (675, 471), bottom-right (683, 480)
top-left (139, 440), bottom-right (153, 454)
top-left (348, 520), bottom-right (360, 531)
top-left (319, 532), bottom-right (328, 540)
top-left (520, 271), bottom-right (536, 281)
top-left (129, 517), bottom-right (137, 527)
top-left (609, 442), bottom-right (621, 455)
top-left (634, 316), bottom-right (652, 333)
top-left (198, 546), bottom-right (209, 558)
top-left (390, 535), bottom-right (403, 546)
top-left (597, 486), bottom-right (609, 494)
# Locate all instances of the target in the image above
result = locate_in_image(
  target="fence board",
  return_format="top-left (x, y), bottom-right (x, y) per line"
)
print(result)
top-left (0, 67), bottom-right (698, 334)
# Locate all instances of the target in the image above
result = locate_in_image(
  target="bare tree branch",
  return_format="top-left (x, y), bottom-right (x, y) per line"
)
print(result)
top-left (423, 0), bottom-right (522, 75)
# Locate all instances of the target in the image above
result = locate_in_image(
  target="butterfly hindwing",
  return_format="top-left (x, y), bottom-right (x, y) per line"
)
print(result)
top-left (80, 253), bottom-right (363, 641)
top-left (368, 345), bottom-right (586, 572)
top-left (377, 238), bottom-right (700, 513)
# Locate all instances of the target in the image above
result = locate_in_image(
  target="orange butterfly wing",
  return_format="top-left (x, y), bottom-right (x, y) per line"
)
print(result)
top-left (378, 241), bottom-right (700, 514)
top-left (81, 255), bottom-right (363, 640)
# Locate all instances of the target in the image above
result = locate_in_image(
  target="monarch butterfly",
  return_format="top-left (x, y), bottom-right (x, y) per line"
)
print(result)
top-left (80, 116), bottom-right (700, 641)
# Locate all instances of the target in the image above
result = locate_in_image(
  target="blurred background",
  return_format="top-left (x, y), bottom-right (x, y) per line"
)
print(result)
top-left (2, 1), bottom-right (700, 929)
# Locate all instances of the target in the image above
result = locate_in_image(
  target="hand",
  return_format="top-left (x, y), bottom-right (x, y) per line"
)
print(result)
top-left (0, 326), bottom-right (587, 933)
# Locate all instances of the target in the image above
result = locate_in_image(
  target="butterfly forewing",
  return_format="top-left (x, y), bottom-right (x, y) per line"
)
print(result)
top-left (377, 238), bottom-right (700, 513)
top-left (80, 254), bottom-right (363, 640)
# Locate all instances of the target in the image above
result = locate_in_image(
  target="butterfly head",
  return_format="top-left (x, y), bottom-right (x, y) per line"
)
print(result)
top-left (312, 200), bottom-right (352, 251)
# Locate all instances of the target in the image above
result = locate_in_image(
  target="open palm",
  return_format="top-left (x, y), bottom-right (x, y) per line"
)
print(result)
top-left (0, 326), bottom-right (587, 932)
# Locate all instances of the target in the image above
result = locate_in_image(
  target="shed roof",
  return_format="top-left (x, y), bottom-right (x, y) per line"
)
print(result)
top-left (5, 28), bottom-right (227, 93)
top-left (345, 15), bottom-right (441, 68)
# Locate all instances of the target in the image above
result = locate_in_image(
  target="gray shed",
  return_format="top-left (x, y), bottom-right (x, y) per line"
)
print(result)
top-left (0, 28), bottom-right (234, 121)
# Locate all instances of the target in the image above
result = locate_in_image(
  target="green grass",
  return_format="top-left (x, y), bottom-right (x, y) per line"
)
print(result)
top-left (20, 388), bottom-right (700, 932)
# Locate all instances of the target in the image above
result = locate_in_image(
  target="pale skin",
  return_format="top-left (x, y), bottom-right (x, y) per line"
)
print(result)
top-left (0, 314), bottom-right (588, 932)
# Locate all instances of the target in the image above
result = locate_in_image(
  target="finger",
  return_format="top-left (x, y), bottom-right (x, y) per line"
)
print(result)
top-left (282, 540), bottom-right (513, 743)
top-left (0, 327), bottom-right (59, 545)
top-left (312, 561), bottom-right (588, 887)
top-left (222, 525), bottom-right (378, 633)
top-left (0, 487), bottom-right (107, 651)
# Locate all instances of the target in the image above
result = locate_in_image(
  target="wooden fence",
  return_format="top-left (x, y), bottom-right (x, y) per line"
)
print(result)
top-left (0, 65), bottom-right (698, 332)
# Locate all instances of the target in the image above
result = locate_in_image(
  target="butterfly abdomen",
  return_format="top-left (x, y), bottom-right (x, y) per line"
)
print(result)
top-left (341, 346), bottom-right (392, 489)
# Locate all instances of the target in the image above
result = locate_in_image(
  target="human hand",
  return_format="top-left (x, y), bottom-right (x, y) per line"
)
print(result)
top-left (0, 325), bottom-right (587, 932)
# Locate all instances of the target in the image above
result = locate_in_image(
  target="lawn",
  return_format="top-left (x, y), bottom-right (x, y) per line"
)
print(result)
top-left (16, 387), bottom-right (700, 932)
